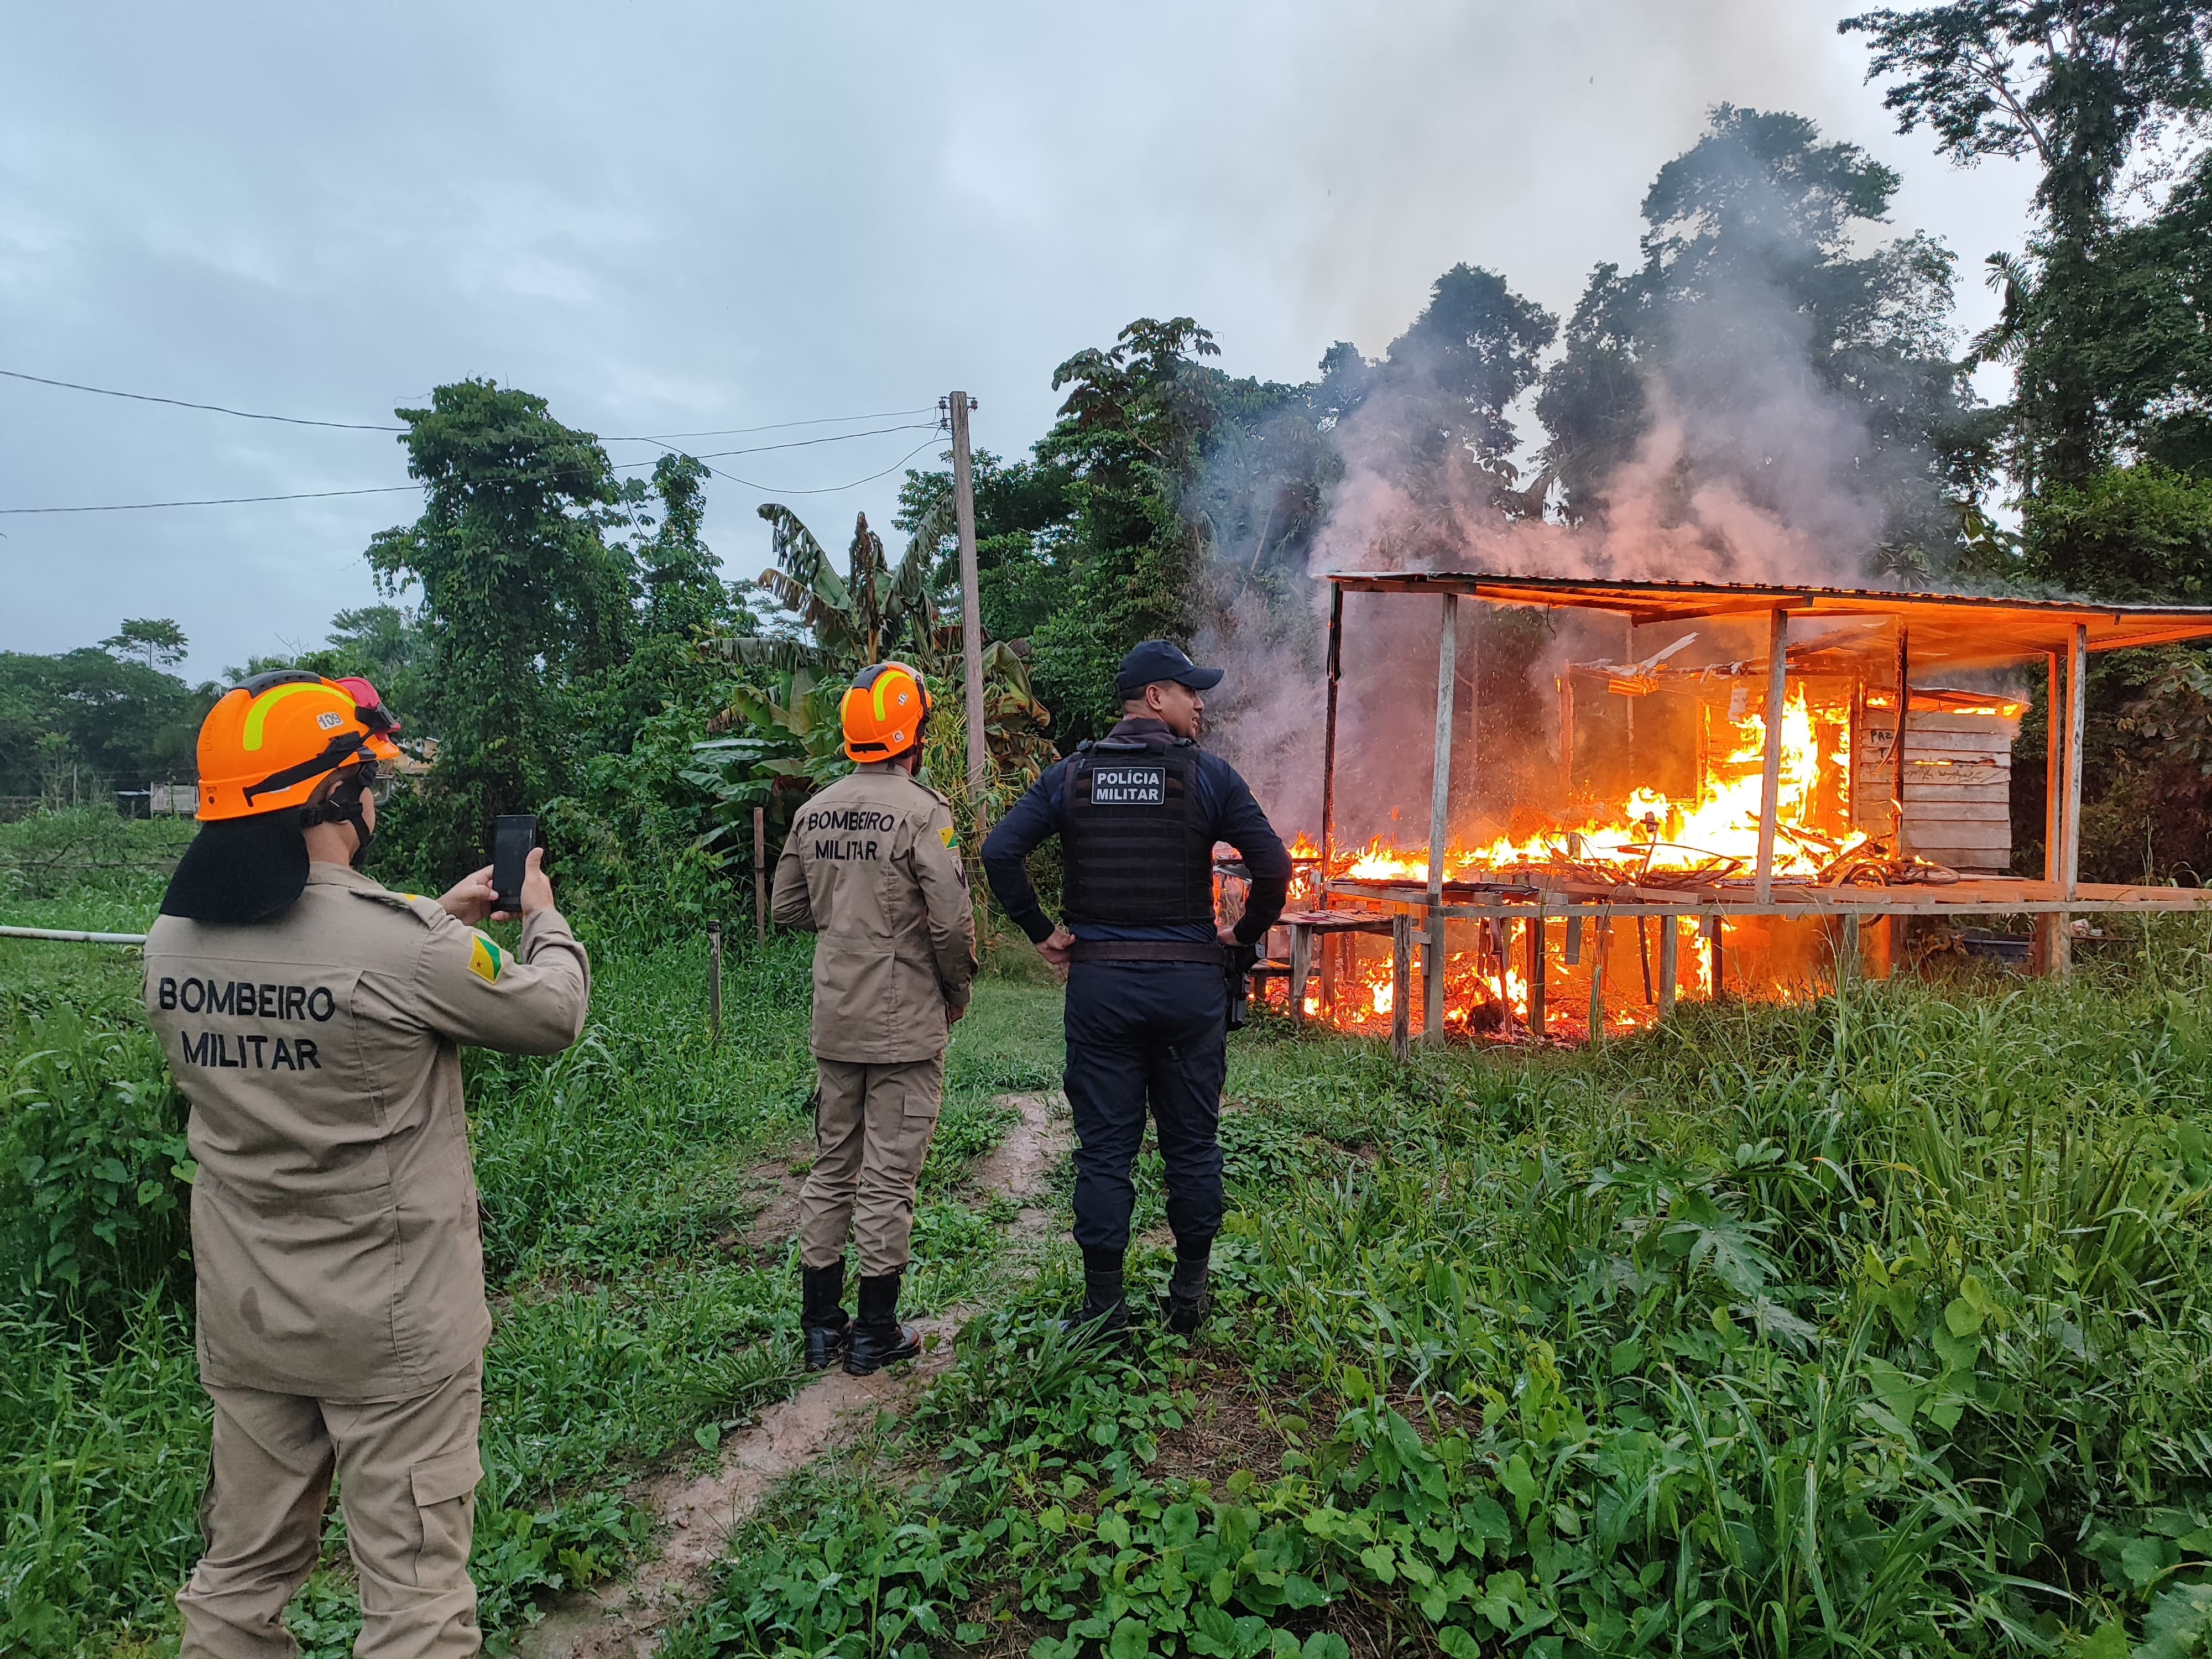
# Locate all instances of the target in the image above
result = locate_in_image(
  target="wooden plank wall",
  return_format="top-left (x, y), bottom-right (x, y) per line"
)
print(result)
top-left (1851, 708), bottom-right (2018, 873)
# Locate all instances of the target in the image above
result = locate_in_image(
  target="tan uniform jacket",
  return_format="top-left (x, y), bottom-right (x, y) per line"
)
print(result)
top-left (143, 863), bottom-right (591, 1403)
top-left (773, 763), bottom-right (978, 1063)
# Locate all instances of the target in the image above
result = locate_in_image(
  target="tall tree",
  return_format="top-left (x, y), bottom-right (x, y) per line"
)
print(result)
top-left (1845, 2), bottom-right (2212, 486)
top-left (367, 379), bottom-right (634, 875)
top-left (1536, 105), bottom-right (1975, 566)
top-left (99, 619), bottom-right (189, 671)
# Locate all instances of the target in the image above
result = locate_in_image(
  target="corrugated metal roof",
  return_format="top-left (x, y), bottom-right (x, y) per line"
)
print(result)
top-left (1325, 571), bottom-right (2212, 664)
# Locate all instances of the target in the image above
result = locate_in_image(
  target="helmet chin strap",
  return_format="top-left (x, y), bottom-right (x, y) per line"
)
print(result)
top-left (304, 766), bottom-right (377, 869)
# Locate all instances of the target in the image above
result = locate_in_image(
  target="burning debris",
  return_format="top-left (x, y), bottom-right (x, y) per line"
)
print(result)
top-left (1215, 572), bottom-right (2212, 1052)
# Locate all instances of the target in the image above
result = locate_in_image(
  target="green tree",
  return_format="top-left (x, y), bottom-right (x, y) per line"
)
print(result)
top-left (1845, 2), bottom-right (2212, 486)
top-left (366, 379), bottom-right (635, 878)
top-left (895, 449), bottom-right (1078, 642)
top-left (0, 649), bottom-right (207, 798)
top-left (98, 619), bottom-right (188, 672)
top-left (1536, 105), bottom-right (1976, 564)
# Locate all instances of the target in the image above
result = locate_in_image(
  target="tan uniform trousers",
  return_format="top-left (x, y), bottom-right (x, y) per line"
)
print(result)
top-left (797, 1054), bottom-right (945, 1275)
top-left (179, 1361), bottom-right (483, 1659)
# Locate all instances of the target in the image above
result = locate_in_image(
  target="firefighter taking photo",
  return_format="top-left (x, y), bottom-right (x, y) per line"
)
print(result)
top-left (774, 661), bottom-right (978, 1375)
top-left (982, 640), bottom-right (1290, 1338)
top-left (143, 672), bottom-right (591, 1659)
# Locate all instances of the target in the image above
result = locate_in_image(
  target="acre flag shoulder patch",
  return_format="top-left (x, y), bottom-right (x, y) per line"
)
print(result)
top-left (468, 932), bottom-right (506, 984)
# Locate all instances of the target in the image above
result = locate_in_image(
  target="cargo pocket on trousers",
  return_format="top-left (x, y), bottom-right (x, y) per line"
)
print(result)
top-left (409, 1446), bottom-right (483, 1586)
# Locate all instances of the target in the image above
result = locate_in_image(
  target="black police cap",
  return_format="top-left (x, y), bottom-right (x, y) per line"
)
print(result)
top-left (1115, 639), bottom-right (1224, 702)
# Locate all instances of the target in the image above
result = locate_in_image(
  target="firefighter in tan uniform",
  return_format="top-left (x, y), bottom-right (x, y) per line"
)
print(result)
top-left (773, 660), bottom-right (977, 1375)
top-left (142, 672), bottom-right (591, 1659)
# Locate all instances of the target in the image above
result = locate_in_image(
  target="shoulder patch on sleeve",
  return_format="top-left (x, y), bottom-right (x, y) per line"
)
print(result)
top-left (938, 823), bottom-right (959, 851)
top-left (467, 932), bottom-right (506, 983)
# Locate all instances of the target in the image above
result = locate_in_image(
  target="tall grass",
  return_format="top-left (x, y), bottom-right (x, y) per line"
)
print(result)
top-left (676, 937), bottom-right (2212, 1657)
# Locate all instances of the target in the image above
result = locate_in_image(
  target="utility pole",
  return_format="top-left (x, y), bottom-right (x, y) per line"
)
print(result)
top-left (946, 392), bottom-right (988, 832)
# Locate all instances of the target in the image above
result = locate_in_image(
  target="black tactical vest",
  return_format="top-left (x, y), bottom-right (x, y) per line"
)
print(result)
top-left (1060, 738), bottom-right (1216, 927)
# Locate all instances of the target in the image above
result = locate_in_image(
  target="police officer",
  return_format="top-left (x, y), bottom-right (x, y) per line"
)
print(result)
top-left (143, 671), bottom-right (591, 1659)
top-left (982, 640), bottom-right (1290, 1338)
top-left (774, 661), bottom-right (978, 1375)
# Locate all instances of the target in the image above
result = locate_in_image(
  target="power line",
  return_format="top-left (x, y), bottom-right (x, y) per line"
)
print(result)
top-left (1, 364), bottom-right (938, 444)
top-left (660, 434), bottom-right (947, 496)
top-left (686, 422), bottom-right (937, 461)
top-left (607, 406), bottom-right (937, 441)
top-left (2, 432), bottom-right (954, 514)
top-left (0, 484), bottom-right (422, 514)
top-left (0, 368), bottom-right (409, 431)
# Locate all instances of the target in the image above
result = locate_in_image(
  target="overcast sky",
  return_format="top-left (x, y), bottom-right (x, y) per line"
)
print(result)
top-left (0, 2), bottom-right (2039, 685)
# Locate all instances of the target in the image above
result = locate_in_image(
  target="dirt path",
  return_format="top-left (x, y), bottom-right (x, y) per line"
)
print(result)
top-left (519, 1091), bottom-right (1069, 1659)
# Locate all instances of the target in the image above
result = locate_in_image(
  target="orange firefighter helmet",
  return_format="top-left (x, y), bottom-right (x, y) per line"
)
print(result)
top-left (839, 661), bottom-right (932, 763)
top-left (194, 671), bottom-right (404, 822)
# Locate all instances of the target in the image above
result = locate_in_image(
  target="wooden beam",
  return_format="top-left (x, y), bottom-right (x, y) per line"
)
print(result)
top-left (1287, 924), bottom-right (1312, 1026)
top-left (1425, 593), bottom-right (1458, 1045)
top-left (1318, 582), bottom-right (1344, 911)
top-left (1754, 609), bottom-right (1790, 902)
top-left (1390, 912), bottom-right (1412, 1060)
top-left (1893, 625), bottom-right (1911, 853)
top-left (1587, 917), bottom-right (1609, 1039)
top-left (1657, 916), bottom-right (1677, 1014)
top-left (1526, 911), bottom-right (1547, 1040)
top-left (1558, 674), bottom-right (1574, 804)
top-left (2055, 623), bottom-right (2089, 976)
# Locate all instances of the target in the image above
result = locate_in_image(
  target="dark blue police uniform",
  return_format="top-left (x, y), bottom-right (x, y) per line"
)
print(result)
top-left (982, 714), bottom-right (1291, 1305)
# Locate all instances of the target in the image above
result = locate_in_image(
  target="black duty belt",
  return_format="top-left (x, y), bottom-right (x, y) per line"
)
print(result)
top-left (1069, 939), bottom-right (1227, 966)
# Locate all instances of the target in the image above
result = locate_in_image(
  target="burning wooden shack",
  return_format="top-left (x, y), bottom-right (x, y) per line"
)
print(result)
top-left (1239, 572), bottom-right (2212, 1054)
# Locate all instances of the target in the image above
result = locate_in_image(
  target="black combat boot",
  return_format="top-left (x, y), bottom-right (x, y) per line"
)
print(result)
top-left (1061, 1248), bottom-right (1131, 1343)
top-left (1165, 1244), bottom-right (1211, 1336)
top-left (800, 1262), bottom-right (851, 1371)
top-left (844, 1270), bottom-right (922, 1376)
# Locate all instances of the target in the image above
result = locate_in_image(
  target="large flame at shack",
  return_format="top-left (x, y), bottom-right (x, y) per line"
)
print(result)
top-left (1210, 571), bottom-right (2212, 1050)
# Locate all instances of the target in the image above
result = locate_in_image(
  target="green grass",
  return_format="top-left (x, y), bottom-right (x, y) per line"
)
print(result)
top-left (24, 810), bottom-right (2212, 1658)
top-left (664, 930), bottom-right (2212, 1659)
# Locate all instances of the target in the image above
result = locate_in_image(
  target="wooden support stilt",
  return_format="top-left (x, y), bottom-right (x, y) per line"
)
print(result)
top-left (1526, 911), bottom-right (1547, 1041)
top-left (2056, 622), bottom-right (2089, 978)
top-left (1565, 916), bottom-right (1582, 966)
top-left (1754, 608), bottom-right (1790, 904)
top-left (1658, 917), bottom-right (1678, 1014)
top-left (1390, 912), bottom-right (1413, 1061)
top-left (1319, 583), bottom-right (1343, 910)
top-left (1587, 916), bottom-right (1609, 1039)
top-left (1637, 915), bottom-right (1653, 1004)
top-left (1288, 924), bottom-right (1313, 1025)
top-left (1704, 913), bottom-right (1724, 1000)
top-left (1425, 593), bottom-right (1458, 1046)
top-left (1319, 930), bottom-right (1338, 1014)
top-left (2036, 649), bottom-right (2063, 975)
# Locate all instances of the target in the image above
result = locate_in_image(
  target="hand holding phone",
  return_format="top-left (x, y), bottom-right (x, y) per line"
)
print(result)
top-left (493, 816), bottom-right (537, 914)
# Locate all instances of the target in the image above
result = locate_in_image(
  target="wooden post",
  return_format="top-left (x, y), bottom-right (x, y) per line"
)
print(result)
top-left (1288, 924), bottom-right (1313, 1026)
top-left (1390, 912), bottom-right (1412, 1061)
top-left (1318, 583), bottom-right (1344, 910)
top-left (1558, 674), bottom-right (1575, 804)
top-left (1319, 929), bottom-right (1337, 1014)
top-left (1892, 626), bottom-right (1912, 853)
top-left (1705, 913), bottom-right (1724, 1000)
top-left (1658, 916), bottom-right (1678, 1014)
top-left (1424, 593), bottom-right (1458, 1045)
top-left (1636, 915), bottom-right (1653, 1004)
top-left (708, 921), bottom-right (723, 1045)
top-left (753, 806), bottom-right (768, 945)
top-left (2056, 622), bottom-right (2089, 975)
top-left (948, 392), bottom-right (989, 834)
top-left (1489, 918), bottom-right (1513, 1042)
top-left (1754, 608), bottom-right (1790, 902)
top-left (1587, 916), bottom-right (1609, 1040)
top-left (1526, 911), bottom-right (1547, 1040)
top-left (1565, 915), bottom-right (1582, 965)
top-left (2036, 649), bottom-right (2065, 974)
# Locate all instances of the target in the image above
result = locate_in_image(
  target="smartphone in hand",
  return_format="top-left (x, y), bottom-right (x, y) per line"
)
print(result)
top-left (492, 815), bottom-right (537, 913)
